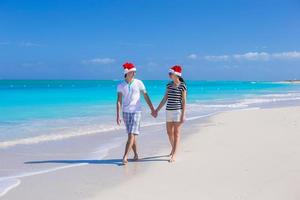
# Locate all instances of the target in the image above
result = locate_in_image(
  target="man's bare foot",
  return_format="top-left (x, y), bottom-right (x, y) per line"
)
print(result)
top-left (133, 154), bottom-right (139, 161)
top-left (169, 156), bottom-right (176, 163)
top-left (169, 149), bottom-right (174, 156)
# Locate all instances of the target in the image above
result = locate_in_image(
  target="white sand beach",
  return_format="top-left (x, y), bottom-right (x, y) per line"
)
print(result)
top-left (2, 106), bottom-right (300, 200)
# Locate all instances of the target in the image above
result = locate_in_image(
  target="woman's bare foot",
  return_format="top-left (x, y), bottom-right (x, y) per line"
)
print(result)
top-left (122, 157), bottom-right (128, 165)
top-left (133, 154), bottom-right (139, 161)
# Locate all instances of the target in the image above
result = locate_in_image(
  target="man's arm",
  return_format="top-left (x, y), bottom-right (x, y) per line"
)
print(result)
top-left (116, 92), bottom-right (122, 125)
top-left (143, 92), bottom-right (155, 113)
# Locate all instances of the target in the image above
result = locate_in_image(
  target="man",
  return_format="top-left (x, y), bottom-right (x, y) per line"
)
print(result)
top-left (116, 62), bottom-right (156, 165)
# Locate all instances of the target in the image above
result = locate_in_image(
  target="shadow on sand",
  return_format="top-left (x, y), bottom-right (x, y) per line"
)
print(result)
top-left (24, 154), bottom-right (170, 166)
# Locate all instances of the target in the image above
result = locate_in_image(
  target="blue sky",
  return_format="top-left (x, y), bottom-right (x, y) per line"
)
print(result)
top-left (0, 0), bottom-right (299, 80)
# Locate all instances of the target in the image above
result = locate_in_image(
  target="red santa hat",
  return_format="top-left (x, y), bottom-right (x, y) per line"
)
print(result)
top-left (123, 62), bottom-right (136, 74)
top-left (169, 65), bottom-right (182, 76)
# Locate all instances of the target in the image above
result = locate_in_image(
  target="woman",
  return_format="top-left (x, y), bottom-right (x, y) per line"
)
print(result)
top-left (155, 65), bottom-right (187, 162)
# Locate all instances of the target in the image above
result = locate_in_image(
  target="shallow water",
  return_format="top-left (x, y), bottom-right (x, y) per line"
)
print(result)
top-left (1, 80), bottom-right (300, 146)
top-left (1, 80), bottom-right (300, 197)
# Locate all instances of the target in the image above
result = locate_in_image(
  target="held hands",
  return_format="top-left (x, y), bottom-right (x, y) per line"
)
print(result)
top-left (151, 109), bottom-right (158, 118)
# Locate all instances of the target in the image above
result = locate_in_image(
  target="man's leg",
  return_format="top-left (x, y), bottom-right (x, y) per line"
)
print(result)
top-left (132, 135), bottom-right (139, 161)
top-left (131, 112), bottom-right (141, 161)
top-left (122, 134), bottom-right (135, 164)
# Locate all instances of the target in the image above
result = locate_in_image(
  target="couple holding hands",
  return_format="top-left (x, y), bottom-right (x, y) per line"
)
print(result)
top-left (116, 62), bottom-right (187, 164)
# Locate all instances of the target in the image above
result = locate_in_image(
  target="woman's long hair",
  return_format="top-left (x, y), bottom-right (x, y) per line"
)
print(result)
top-left (177, 76), bottom-right (187, 96)
top-left (178, 76), bottom-right (185, 84)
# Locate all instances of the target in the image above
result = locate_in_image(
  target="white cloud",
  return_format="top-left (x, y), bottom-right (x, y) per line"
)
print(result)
top-left (20, 41), bottom-right (41, 47)
top-left (119, 42), bottom-right (154, 47)
top-left (201, 51), bottom-right (300, 62)
top-left (233, 52), bottom-right (270, 61)
top-left (0, 42), bottom-right (10, 45)
top-left (187, 54), bottom-right (198, 60)
top-left (82, 58), bottom-right (115, 65)
top-left (272, 51), bottom-right (300, 60)
top-left (147, 62), bottom-right (158, 67)
top-left (0, 41), bottom-right (42, 47)
top-left (21, 61), bottom-right (44, 67)
top-left (204, 55), bottom-right (230, 61)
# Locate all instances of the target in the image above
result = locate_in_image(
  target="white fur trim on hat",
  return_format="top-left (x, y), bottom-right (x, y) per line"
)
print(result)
top-left (169, 69), bottom-right (182, 77)
top-left (124, 67), bottom-right (137, 74)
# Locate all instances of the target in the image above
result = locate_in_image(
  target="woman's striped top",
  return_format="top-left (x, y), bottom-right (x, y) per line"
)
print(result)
top-left (166, 81), bottom-right (187, 110)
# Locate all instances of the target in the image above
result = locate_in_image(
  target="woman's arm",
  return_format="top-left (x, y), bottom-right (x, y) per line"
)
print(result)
top-left (156, 89), bottom-right (168, 113)
top-left (180, 90), bottom-right (187, 123)
top-left (116, 92), bottom-right (122, 125)
top-left (143, 92), bottom-right (155, 113)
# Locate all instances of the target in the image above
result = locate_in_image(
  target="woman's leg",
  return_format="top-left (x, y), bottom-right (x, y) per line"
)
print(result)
top-left (166, 122), bottom-right (175, 156)
top-left (170, 122), bottom-right (182, 162)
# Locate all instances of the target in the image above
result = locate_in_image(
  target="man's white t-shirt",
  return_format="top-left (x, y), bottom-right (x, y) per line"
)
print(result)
top-left (117, 79), bottom-right (146, 113)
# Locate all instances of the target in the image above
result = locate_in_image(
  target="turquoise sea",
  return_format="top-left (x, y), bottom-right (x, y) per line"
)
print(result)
top-left (1, 80), bottom-right (300, 148)
top-left (1, 79), bottom-right (300, 197)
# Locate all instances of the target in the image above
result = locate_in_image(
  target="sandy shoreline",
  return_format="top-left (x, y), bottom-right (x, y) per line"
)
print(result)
top-left (2, 106), bottom-right (300, 200)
